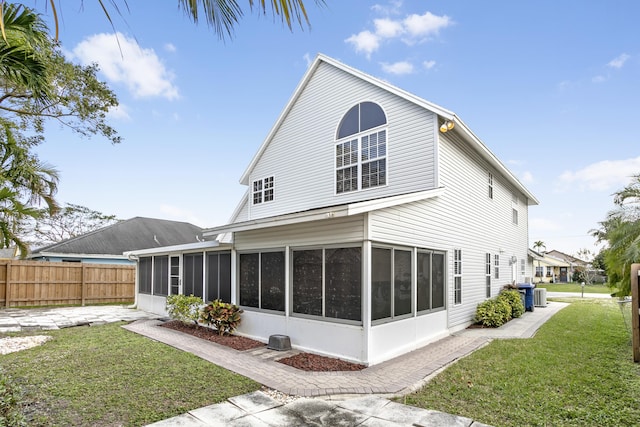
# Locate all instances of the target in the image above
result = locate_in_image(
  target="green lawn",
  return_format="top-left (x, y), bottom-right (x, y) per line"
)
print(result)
top-left (0, 322), bottom-right (260, 426)
top-left (536, 282), bottom-right (615, 294)
top-left (401, 299), bottom-right (639, 426)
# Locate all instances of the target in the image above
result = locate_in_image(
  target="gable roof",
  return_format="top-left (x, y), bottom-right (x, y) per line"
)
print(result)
top-left (30, 217), bottom-right (206, 257)
top-left (545, 249), bottom-right (587, 265)
top-left (239, 53), bottom-right (538, 206)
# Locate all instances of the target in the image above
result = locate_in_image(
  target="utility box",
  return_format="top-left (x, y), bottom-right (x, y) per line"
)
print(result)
top-left (517, 283), bottom-right (535, 312)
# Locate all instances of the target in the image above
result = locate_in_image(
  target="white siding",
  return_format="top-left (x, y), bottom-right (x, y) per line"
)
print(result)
top-left (234, 215), bottom-right (364, 251)
top-left (369, 131), bottom-right (530, 329)
top-left (247, 62), bottom-right (437, 221)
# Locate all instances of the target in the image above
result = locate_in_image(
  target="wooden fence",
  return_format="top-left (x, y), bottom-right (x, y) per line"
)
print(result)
top-left (0, 260), bottom-right (135, 307)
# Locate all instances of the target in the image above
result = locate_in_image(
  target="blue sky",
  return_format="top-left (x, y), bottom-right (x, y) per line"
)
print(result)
top-left (33, 0), bottom-right (639, 258)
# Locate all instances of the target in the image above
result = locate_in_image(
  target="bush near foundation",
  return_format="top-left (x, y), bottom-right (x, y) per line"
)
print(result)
top-left (475, 288), bottom-right (526, 327)
top-left (199, 300), bottom-right (243, 336)
top-left (497, 289), bottom-right (525, 319)
top-left (165, 294), bottom-right (204, 325)
top-left (475, 298), bottom-right (512, 327)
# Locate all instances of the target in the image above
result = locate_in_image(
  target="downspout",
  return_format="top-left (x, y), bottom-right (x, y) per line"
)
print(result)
top-left (127, 253), bottom-right (139, 309)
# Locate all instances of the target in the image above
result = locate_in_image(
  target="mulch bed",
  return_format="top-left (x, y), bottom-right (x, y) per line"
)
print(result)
top-left (277, 352), bottom-right (366, 372)
top-left (160, 320), bottom-right (264, 351)
top-left (159, 320), bottom-right (367, 371)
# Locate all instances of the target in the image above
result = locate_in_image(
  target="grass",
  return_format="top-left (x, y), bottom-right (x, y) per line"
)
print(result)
top-left (401, 299), bottom-right (640, 426)
top-left (536, 282), bottom-right (615, 294)
top-left (0, 322), bottom-right (260, 426)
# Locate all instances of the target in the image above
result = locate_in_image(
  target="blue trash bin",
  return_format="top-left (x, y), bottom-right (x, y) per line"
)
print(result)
top-left (517, 283), bottom-right (535, 312)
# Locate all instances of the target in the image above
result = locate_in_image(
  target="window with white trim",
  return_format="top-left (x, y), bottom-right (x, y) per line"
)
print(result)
top-left (336, 102), bottom-right (387, 194)
top-left (520, 258), bottom-right (526, 277)
top-left (252, 176), bottom-right (274, 205)
top-left (417, 250), bottom-right (446, 313)
top-left (485, 253), bottom-right (491, 298)
top-left (239, 250), bottom-right (285, 312)
top-left (512, 208), bottom-right (518, 225)
top-left (494, 254), bottom-right (500, 279)
top-left (371, 247), bottom-right (412, 322)
top-left (292, 246), bottom-right (362, 322)
top-left (454, 249), bottom-right (462, 304)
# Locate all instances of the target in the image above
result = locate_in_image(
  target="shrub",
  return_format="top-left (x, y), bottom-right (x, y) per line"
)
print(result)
top-left (0, 369), bottom-right (26, 427)
top-left (166, 294), bottom-right (204, 325)
top-left (497, 289), bottom-right (525, 319)
top-left (475, 298), bottom-right (511, 327)
top-left (200, 300), bottom-right (243, 336)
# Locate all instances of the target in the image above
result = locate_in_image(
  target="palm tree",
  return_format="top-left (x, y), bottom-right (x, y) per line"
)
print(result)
top-left (532, 240), bottom-right (545, 283)
top-left (0, 3), bottom-right (50, 99)
top-left (46, 0), bottom-right (325, 41)
top-left (592, 174), bottom-right (640, 296)
top-left (0, 121), bottom-right (59, 254)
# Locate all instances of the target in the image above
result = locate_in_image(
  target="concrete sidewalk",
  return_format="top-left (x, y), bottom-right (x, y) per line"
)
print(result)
top-left (0, 305), bottom-right (160, 333)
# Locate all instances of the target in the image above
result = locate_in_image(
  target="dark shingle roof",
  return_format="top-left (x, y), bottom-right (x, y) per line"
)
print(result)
top-left (31, 217), bottom-right (205, 256)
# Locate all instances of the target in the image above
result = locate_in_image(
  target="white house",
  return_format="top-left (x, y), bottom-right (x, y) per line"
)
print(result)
top-left (127, 54), bottom-right (538, 366)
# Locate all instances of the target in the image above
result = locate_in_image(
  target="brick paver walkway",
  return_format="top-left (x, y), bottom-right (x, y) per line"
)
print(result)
top-left (123, 319), bottom-right (489, 397)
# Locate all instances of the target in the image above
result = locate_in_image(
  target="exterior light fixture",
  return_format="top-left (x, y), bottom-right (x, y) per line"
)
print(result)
top-left (439, 120), bottom-right (455, 133)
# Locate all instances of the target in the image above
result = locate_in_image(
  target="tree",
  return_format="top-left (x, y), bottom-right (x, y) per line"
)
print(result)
top-left (0, 4), bottom-right (120, 145)
top-left (28, 203), bottom-right (120, 248)
top-left (0, 3), bottom-right (119, 253)
top-left (591, 174), bottom-right (640, 296)
top-left (0, 120), bottom-right (59, 255)
top-left (47, 0), bottom-right (326, 41)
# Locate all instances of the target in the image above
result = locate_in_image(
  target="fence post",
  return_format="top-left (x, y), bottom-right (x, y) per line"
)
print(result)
top-left (5, 262), bottom-right (11, 308)
top-left (81, 263), bottom-right (86, 306)
top-left (632, 263), bottom-right (639, 363)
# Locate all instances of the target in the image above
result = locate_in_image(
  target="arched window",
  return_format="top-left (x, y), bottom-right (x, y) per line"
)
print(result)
top-left (335, 102), bottom-right (387, 194)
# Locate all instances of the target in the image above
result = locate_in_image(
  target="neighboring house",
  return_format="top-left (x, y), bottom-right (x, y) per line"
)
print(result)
top-left (29, 217), bottom-right (205, 264)
top-left (531, 249), bottom-right (586, 283)
top-left (127, 54), bottom-right (539, 365)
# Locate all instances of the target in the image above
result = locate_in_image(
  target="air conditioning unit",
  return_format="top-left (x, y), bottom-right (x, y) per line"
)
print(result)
top-left (534, 288), bottom-right (547, 307)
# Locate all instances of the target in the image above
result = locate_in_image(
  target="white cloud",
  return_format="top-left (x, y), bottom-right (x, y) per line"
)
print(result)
top-left (345, 30), bottom-right (380, 58)
top-left (403, 12), bottom-right (452, 39)
top-left (520, 171), bottom-right (534, 184)
top-left (72, 32), bottom-right (179, 100)
top-left (381, 61), bottom-right (414, 75)
top-left (608, 53), bottom-right (630, 69)
top-left (423, 60), bottom-right (436, 70)
top-left (374, 18), bottom-right (404, 38)
top-left (107, 104), bottom-right (131, 121)
top-left (371, 1), bottom-right (403, 16)
top-left (164, 43), bottom-right (177, 53)
top-left (557, 156), bottom-right (640, 192)
top-left (345, 8), bottom-right (451, 57)
top-left (591, 75), bottom-right (607, 83)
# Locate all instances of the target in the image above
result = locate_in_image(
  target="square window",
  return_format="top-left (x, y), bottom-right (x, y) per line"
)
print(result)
top-left (252, 176), bottom-right (275, 205)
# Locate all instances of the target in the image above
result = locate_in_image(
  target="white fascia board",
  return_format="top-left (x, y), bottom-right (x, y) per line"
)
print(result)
top-left (203, 189), bottom-right (443, 236)
top-left (124, 240), bottom-right (222, 257)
